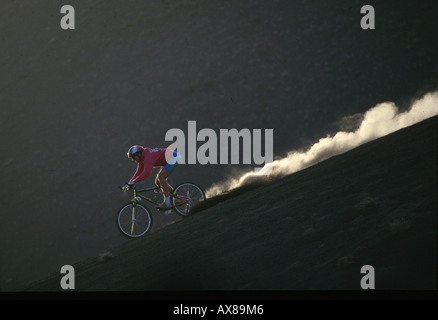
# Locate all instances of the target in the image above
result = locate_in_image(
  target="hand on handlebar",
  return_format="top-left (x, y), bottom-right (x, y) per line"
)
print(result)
top-left (121, 181), bottom-right (135, 192)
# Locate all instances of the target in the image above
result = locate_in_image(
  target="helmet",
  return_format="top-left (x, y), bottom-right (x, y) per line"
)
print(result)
top-left (127, 145), bottom-right (143, 159)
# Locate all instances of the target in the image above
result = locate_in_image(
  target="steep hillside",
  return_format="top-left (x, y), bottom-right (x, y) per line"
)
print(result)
top-left (1, 0), bottom-right (437, 292)
top-left (21, 116), bottom-right (437, 291)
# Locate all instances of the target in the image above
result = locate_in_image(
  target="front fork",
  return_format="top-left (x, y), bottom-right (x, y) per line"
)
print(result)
top-left (130, 190), bottom-right (137, 234)
top-left (131, 189), bottom-right (141, 205)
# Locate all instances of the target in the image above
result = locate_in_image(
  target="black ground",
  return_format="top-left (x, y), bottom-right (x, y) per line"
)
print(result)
top-left (1, 0), bottom-right (437, 293)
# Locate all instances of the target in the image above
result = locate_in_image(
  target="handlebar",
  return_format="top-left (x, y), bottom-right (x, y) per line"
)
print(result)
top-left (119, 183), bottom-right (136, 191)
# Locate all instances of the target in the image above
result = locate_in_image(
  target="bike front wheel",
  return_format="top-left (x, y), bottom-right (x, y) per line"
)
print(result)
top-left (116, 202), bottom-right (152, 238)
top-left (172, 182), bottom-right (206, 217)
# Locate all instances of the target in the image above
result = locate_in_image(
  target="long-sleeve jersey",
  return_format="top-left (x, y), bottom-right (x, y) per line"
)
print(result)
top-left (129, 148), bottom-right (169, 183)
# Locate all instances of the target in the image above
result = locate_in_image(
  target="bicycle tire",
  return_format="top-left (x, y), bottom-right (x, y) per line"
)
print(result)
top-left (171, 182), bottom-right (206, 217)
top-left (116, 202), bottom-right (152, 238)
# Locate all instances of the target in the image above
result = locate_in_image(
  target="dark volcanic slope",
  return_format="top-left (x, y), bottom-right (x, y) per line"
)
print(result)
top-left (1, 0), bottom-right (437, 291)
top-left (22, 116), bottom-right (437, 291)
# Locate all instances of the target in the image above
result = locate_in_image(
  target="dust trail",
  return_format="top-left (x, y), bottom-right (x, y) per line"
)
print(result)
top-left (206, 91), bottom-right (438, 197)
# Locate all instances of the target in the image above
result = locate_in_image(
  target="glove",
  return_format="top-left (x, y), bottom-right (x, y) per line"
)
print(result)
top-left (122, 182), bottom-right (134, 192)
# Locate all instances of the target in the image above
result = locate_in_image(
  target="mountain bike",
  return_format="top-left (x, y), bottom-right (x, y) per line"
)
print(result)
top-left (116, 182), bottom-right (206, 238)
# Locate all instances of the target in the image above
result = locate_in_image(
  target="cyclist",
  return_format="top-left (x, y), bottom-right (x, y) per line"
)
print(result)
top-left (122, 145), bottom-right (181, 212)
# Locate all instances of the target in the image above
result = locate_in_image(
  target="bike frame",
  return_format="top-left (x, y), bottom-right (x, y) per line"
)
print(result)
top-left (130, 185), bottom-right (190, 209)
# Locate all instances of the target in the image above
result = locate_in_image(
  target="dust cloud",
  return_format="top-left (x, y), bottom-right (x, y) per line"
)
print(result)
top-left (206, 91), bottom-right (438, 197)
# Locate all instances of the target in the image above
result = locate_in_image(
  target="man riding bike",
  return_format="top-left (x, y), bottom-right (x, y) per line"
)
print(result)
top-left (122, 145), bottom-right (181, 213)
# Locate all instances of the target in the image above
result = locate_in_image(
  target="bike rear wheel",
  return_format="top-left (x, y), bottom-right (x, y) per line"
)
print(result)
top-left (172, 182), bottom-right (206, 217)
top-left (116, 202), bottom-right (152, 238)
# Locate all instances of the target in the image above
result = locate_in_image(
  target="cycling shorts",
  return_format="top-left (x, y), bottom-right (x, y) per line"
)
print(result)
top-left (163, 150), bottom-right (181, 174)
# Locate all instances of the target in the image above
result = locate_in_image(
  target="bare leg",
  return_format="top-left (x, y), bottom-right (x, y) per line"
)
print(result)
top-left (156, 169), bottom-right (174, 199)
top-left (154, 175), bottom-right (161, 189)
